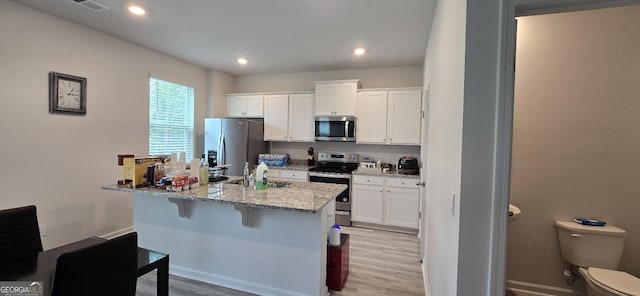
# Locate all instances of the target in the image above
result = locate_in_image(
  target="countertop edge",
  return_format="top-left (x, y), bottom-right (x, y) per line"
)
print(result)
top-left (101, 182), bottom-right (345, 213)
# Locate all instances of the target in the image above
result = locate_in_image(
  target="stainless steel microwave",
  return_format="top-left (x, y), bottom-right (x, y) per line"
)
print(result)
top-left (314, 116), bottom-right (356, 142)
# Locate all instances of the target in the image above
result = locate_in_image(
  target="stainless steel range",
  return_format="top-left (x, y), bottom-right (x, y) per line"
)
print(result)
top-left (308, 152), bottom-right (358, 226)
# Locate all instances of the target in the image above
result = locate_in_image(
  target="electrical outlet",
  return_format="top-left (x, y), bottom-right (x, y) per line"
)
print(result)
top-left (39, 224), bottom-right (47, 237)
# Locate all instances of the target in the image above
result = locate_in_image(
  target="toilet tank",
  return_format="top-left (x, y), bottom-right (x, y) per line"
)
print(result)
top-left (556, 221), bottom-right (627, 269)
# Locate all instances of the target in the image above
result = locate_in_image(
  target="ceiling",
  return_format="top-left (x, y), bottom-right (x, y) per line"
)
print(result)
top-left (14, 0), bottom-right (436, 75)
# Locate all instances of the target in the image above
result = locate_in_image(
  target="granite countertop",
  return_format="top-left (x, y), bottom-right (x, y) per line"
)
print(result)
top-left (352, 169), bottom-right (421, 179)
top-left (102, 177), bottom-right (345, 213)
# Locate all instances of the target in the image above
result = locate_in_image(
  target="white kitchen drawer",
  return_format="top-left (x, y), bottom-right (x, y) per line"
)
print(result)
top-left (352, 175), bottom-right (384, 186)
top-left (386, 177), bottom-right (418, 189)
top-left (280, 170), bottom-right (308, 181)
top-left (269, 169), bottom-right (281, 178)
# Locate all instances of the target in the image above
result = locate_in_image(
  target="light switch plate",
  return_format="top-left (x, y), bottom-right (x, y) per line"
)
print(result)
top-left (39, 224), bottom-right (47, 237)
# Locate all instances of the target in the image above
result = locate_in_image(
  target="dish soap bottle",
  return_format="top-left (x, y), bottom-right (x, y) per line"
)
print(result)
top-left (255, 161), bottom-right (268, 190)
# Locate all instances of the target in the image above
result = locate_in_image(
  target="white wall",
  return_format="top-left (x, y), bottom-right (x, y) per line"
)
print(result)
top-left (207, 69), bottom-right (234, 118)
top-left (421, 0), bottom-right (466, 295)
top-left (0, 1), bottom-right (207, 249)
top-left (233, 65), bottom-right (423, 93)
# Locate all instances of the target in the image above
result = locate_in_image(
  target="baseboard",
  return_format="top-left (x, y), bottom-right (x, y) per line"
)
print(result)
top-left (171, 264), bottom-right (311, 296)
top-left (506, 280), bottom-right (586, 296)
top-left (351, 221), bottom-right (418, 235)
top-left (98, 226), bottom-right (134, 239)
top-left (422, 261), bottom-right (431, 296)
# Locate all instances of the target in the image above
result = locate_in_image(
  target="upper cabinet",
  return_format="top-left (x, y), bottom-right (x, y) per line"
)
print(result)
top-left (356, 88), bottom-right (422, 145)
top-left (264, 93), bottom-right (314, 142)
top-left (313, 80), bottom-right (358, 116)
top-left (226, 94), bottom-right (264, 118)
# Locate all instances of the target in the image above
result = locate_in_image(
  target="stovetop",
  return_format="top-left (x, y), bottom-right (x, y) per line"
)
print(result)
top-left (309, 152), bottom-right (359, 175)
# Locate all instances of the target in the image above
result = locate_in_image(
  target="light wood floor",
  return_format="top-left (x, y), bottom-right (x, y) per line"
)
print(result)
top-left (136, 226), bottom-right (425, 296)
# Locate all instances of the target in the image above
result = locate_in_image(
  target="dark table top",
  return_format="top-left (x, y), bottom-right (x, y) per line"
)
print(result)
top-left (0, 237), bottom-right (168, 296)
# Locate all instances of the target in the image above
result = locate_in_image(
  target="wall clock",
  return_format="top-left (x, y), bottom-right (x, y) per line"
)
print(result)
top-left (49, 72), bottom-right (87, 115)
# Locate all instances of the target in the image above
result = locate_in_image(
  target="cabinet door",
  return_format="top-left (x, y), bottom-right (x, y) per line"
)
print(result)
top-left (384, 187), bottom-right (419, 229)
top-left (264, 95), bottom-right (289, 141)
top-left (289, 94), bottom-right (315, 142)
top-left (314, 84), bottom-right (334, 116)
top-left (226, 96), bottom-right (247, 117)
top-left (244, 95), bottom-right (264, 117)
top-left (333, 83), bottom-right (357, 116)
top-left (352, 184), bottom-right (384, 224)
top-left (387, 90), bottom-right (422, 145)
top-left (356, 91), bottom-right (388, 144)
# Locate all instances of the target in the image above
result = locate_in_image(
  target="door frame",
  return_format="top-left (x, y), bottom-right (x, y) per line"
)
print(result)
top-left (491, 0), bottom-right (640, 294)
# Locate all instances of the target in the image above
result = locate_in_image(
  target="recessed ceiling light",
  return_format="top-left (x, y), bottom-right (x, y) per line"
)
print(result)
top-left (237, 58), bottom-right (248, 65)
top-left (128, 5), bottom-right (146, 15)
top-left (354, 48), bottom-right (366, 55)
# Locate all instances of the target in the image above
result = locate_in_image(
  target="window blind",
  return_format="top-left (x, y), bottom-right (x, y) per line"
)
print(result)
top-left (149, 77), bottom-right (194, 160)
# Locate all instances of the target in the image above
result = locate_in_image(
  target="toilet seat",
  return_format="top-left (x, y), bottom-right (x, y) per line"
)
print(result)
top-left (588, 267), bottom-right (640, 296)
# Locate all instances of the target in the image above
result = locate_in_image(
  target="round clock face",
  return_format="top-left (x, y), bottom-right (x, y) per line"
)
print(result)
top-left (57, 79), bottom-right (82, 110)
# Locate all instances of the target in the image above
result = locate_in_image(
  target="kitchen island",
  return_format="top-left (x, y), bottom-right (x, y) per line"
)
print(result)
top-left (102, 178), bottom-right (344, 296)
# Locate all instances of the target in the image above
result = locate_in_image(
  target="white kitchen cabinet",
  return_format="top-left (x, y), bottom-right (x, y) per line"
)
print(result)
top-left (355, 91), bottom-right (388, 144)
top-left (351, 184), bottom-right (384, 224)
top-left (288, 94), bottom-right (314, 142)
top-left (264, 94), bottom-right (290, 141)
top-left (352, 175), bottom-right (419, 230)
top-left (384, 183), bottom-right (420, 229)
top-left (226, 94), bottom-right (264, 118)
top-left (387, 89), bottom-right (422, 145)
top-left (356, 88), bottom-right (422, 145)
top-left (314, 80), bottom-right (358, 116)
top-left (264, 93), bottom-right (314, 142)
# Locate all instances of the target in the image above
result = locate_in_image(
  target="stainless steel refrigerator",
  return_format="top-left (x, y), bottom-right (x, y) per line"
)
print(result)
top-left (204, 118), bottom-right (268, 176)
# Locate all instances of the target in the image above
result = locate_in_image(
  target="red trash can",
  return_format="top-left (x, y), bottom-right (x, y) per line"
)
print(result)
top-left (327, 233), bottom-right (349, 291)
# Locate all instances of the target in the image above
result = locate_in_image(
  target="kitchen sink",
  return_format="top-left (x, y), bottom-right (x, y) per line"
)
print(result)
top-left (225, 179), bottom-right (292, 188)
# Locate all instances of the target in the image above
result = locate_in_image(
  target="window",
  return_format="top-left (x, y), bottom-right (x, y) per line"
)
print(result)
top-left (149, 77), bottom-right (194, 160)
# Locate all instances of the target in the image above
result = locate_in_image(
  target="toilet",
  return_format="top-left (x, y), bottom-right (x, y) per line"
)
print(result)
top-left (556, 221), bottom-right (640, 296)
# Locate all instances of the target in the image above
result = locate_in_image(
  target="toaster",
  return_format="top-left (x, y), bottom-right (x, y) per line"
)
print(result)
top-left (398, 156), bottom-right (419, 175)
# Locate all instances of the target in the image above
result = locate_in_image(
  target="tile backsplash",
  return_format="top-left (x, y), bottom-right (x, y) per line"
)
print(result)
top-left (270, 142), bottom-right (421, 165)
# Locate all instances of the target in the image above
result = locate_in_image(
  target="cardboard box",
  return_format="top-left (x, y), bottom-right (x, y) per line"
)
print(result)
top-left (122, 157), bottom-right (161, 188)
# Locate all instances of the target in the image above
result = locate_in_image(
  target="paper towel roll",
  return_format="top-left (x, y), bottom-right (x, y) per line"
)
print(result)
top-left (329, 224), bottom-right (341, 246)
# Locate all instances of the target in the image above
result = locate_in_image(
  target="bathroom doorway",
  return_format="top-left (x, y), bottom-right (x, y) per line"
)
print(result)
top-left (499, 1), bottom-right (640, 295)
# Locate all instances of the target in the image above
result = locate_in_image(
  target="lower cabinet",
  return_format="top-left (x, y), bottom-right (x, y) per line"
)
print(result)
top-left (270, 168), bottom-right (308, 182)
top-left (351, 184), bottom-right (384, 224)
top-left (352, 175), bottom-right (419, 230)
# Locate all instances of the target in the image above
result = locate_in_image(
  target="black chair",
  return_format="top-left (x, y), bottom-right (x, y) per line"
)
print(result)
top-left (0, 205), bottom-right (43, 263)
top-left (51, 232), bottom-right (138, 296)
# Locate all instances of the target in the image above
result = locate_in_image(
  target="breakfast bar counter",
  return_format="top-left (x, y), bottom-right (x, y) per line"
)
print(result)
top-left (102, 178), bottom-right (344, 213)
top-left (102, 179), bottom-right (344, 296)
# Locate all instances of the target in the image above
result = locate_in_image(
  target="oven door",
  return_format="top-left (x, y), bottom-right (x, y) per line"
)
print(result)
top-left (308, 173), bottom-right (350, 206)
top-left (314, 117), bottom-right (355, 142)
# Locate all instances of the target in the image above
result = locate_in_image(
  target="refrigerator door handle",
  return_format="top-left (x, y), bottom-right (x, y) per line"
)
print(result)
top-left (220, 133), bottom-right (226, 165)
